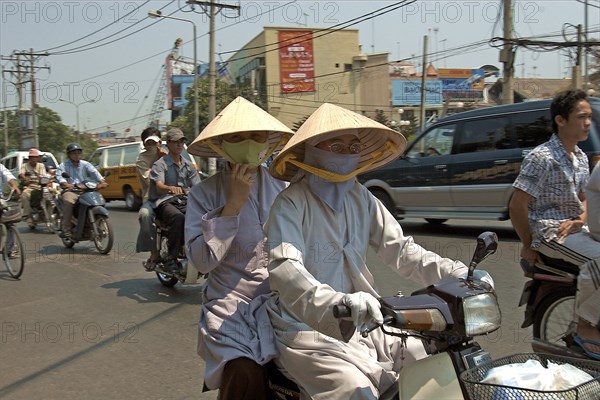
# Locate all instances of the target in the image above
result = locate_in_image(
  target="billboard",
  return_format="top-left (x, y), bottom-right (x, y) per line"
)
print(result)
top-left (438, 68), bottom-right (485, 101)
top-left (392, 80), bottom-right (443, 106)
top-left (278, 30), bottom-right (315, 93)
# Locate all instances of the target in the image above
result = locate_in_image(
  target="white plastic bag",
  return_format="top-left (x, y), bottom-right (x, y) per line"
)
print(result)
top-left (481, 359), bottom-right (594, 391)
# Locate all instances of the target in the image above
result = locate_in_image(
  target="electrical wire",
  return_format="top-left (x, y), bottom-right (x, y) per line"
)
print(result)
top-left (39, 1), bottom-right (151, 53)
top-left (49, 2), bottom-right (177, 56)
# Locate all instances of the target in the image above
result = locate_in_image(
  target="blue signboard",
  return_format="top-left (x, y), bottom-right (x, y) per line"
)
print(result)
top-left (392, 80), bottom-right (443, 106)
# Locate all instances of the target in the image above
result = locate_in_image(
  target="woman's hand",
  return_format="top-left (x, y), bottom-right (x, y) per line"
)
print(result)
top-left (222, 164), bottom-right (256, 216)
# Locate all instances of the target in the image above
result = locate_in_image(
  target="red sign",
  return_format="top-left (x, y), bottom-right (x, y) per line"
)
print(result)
top-left (278, 30), bottom-right (315, 93)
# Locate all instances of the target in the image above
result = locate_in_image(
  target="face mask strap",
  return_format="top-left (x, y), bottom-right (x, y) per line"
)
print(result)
top-left (256, 134), bottom-right (290, 166)
top-left (206, 139), bottom-right (236, 163)
top-left (277, 140), bottom-right (395, 182)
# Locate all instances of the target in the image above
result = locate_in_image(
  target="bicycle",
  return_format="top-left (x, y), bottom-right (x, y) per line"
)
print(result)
top-left (0, 190), bottom-right (25, 279)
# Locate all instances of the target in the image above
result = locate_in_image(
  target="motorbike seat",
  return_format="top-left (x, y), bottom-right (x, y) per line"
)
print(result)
top-left (537, 253), bottom-right (580, 276)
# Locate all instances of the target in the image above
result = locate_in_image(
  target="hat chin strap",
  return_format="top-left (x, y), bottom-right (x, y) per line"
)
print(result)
top-left (276, 141), bottom-right (395, 182)
top-left (206, 135), bottom-right (288, 165)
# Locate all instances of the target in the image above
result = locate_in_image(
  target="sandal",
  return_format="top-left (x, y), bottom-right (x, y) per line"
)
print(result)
top-left (143, 258), bottom-right (158, 272)
top-left (573, 335), bottom-right (600, 361)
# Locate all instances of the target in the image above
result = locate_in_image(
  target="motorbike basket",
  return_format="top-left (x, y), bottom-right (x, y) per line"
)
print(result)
top-left (459, 353), bottom-right (600, 400)
top-left (0, 200), bottom-right (22, 223)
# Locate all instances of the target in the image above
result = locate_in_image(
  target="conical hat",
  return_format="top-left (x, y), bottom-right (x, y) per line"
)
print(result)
top-left (270, 103), bottom-right (407, 181)
top-left (187, 96), bottom-right (294, 157)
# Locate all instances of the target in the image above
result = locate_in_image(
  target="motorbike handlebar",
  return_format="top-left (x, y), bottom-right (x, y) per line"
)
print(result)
top-left (333, 304), bottom-right (351, 319)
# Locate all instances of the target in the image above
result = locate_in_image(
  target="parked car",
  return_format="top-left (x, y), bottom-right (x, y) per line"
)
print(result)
top-left (88, 141), bottom-right (200, 211)
top-left (1, 150), bottom-right (59, 182)
top-left (358, 97), bottom-right (600, 224)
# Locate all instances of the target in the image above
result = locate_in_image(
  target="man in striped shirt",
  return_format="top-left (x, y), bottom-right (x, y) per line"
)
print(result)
top-left (510, 89), bottom-right (600, 359)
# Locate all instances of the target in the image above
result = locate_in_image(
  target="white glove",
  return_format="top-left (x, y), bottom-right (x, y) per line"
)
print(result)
top-left (340, 292), bottom-right (384, 327)
top-left (462, 269), bottom-right (495, 288)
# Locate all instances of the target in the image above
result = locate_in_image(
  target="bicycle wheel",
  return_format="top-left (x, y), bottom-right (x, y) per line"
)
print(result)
top-left (533, 289), bottom-right (577, 346)
top-left (3, 225), bottom-right (25, 279)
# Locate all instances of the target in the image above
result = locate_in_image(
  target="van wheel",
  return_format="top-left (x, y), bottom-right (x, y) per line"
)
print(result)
top-left (371, 190), bottom-right (396, 217)
top-left (425, 218), bottom-right (447, 225)
top-left (124, 188), bottom-right (142, 211)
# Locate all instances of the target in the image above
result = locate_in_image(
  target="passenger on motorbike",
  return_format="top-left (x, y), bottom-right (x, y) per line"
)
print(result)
top-left (135, 127), bottom-right (167, 271)
top-left (184, 96), bottom-right (293, 399)
top-left (19, 148), bottom-right (47, 228)
top-left (509, 89), bottom-right (600, 360)
top-left (148, 128), bottom-right (200, 273)
top-left (265, 103), bottom-right (494, 399)
top-left (56, 143), bottom-right (107, 239)
top-left (581, 164), bottom-right (600, 358)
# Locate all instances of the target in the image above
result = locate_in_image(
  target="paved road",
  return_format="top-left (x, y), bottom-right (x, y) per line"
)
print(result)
top-left (0, 203), bottom-right (530, 399)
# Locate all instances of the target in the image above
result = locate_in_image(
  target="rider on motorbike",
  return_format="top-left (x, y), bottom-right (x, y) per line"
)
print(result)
top-left (265, 103), bottom-right (494, 399)
top-left (56, 143), bottom-right (107, 239)
top-left (148, 128), bottom-right (200, 273)
top-left (509, 89), bottom-right (600, 360)
top-left (19, 148), bottom-right (47, 228)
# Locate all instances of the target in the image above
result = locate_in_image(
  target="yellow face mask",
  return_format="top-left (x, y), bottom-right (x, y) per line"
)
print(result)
top-left (275, 141), bottom-right (395, 182)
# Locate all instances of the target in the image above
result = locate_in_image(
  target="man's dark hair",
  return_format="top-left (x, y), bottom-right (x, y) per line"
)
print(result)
top-left (550, 89), bottom-right (589, 132)
top-left (141, 127), bottom-right (160, 142)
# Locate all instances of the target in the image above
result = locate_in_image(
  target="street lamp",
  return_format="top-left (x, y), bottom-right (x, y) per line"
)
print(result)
top-left (59, 99), bottom-right (95, 143)
top-left (148, 10), bottom-right (199, 140)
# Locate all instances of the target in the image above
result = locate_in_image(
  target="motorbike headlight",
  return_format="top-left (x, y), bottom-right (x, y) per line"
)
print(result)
top-left (463, 293), bottom-right (501, 336)
top-left (40, 176), bottom-right (50, 185)
top-left (85, 181), bottom-right (98, 189)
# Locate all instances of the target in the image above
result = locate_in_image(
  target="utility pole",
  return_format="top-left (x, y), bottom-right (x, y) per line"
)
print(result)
top-left (185, 0), bottom-right (240, 175)
top-left (572, 24), bottom-right (583, 90)
top-left (420, 35), bottom-right (428, 137)
top-left (500, 0), bottom-right (514, 104)
top-left (2, 50), bottom-right (48, 150)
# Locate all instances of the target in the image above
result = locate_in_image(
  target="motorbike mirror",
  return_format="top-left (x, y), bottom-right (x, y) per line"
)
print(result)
top-left (24, 171), bottom-right (31, 176)
top-left (62, 172), bottom-right (71, 179)
top-left (103, 171), bottom-right (111, 178)
top-left (467, 231), bottom-right (498, 279)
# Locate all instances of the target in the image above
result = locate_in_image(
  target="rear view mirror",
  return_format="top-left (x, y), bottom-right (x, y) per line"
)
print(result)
top-left (468, 231), bottom-right (498, 278)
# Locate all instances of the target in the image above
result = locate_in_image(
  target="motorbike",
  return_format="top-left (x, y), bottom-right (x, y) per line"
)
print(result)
top-left (518, 253), bottom-right (595, 360)
top-left (52, 173), bottom-right (114, 254)
top-left (151, 194), bottom-right (203, 287)
top-left (269, 232), bottom-right (506, 400)
top-left (23, 171), bottom-right (57, 232)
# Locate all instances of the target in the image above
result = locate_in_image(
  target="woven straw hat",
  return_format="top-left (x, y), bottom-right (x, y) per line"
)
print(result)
top-left (270, 103), bottom-right (407, 181)
top-left (187, 96), bottom-right (293, 157)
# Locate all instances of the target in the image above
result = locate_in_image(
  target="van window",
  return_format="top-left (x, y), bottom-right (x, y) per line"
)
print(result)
top-left (41, 155), bottom-right (57, 171)
top-left (456, 117), bottom-right (513, 153)
top-left (123, 145), bottom-right (139, 165)
top-left (512, 110), bottom-right (552, 149)
top-left (407, 124), bottom-right (456, 157)
top-left (3, 157), bottom-right (15, 170)
top-left (106, 148), bottom-right (123, 167)
top-left (89, 150), bottom-right (101, 167)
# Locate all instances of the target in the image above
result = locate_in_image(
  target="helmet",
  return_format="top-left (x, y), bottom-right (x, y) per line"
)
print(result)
top-left (66, 143), bottom-right (82, 154)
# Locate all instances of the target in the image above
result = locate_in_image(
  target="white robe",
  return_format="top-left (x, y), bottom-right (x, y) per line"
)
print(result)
top-left (185, 166), bottom-right (286, 390)
top-left (265, 178), bottom-right (468, 399)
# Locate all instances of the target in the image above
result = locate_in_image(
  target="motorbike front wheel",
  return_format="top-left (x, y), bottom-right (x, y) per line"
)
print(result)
top-left (50, 206), bottom-right (62, 233)
top-left (533, 289), bottom-right (577, 347)
top-left (93, 215), bottom-right (114, 254)
top-left (156, 235), bottom-right (178, 287)
top-left (42, 201), bottom-right (55, 233)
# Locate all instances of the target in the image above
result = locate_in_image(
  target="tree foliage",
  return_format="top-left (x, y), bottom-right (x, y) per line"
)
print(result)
top-left (0, 107), bottom-right (97, 160)
top-left (169, 77), bottom-right (264, 142)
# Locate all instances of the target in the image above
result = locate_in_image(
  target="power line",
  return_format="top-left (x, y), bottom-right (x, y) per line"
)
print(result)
top-left (50, 2), bottom-right (177, 56)
top-left (39, 1), bottom-right (152, 53)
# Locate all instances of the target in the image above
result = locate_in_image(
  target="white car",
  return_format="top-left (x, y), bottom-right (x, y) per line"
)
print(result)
top-left (1, 150), bottom-right (60, 182)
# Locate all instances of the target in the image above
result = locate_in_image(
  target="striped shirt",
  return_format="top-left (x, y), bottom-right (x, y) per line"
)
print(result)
top-left (513, 134), bottom-right (590, 246)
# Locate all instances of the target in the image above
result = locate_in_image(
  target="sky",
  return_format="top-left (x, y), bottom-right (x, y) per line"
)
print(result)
top-left (1, 0), bottom-right (598, 136)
